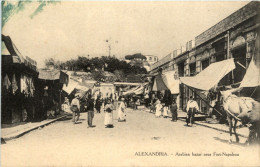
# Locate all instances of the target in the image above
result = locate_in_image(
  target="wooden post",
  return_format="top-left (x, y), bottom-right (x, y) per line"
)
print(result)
top-left (227, 31), bottom-right (234, 84)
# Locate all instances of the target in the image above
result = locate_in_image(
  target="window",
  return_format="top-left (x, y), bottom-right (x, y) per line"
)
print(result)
top-left (201, 59), bottom-right (210, 70)
top-left (154, 57), bottom-right (157, 61)
top-left (149, 57), bottom-right (152, 61)
top-left (189, 63), bottom-right (196, 76)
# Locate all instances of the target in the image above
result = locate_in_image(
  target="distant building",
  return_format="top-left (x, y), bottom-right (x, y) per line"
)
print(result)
top-left (124, 53), bottom-right (158, 71)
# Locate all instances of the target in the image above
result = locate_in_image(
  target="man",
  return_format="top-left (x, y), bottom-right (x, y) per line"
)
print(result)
top-left (71, 93), bottom-right (80, 124)
top-left (186, 96), bottom-right (199, 127)
top-left (170, 99), bottom-right (178, 122)
top-left (95, 95), bottom-right (102, 113)
top-left (87, 94), bottom-right (95, 128)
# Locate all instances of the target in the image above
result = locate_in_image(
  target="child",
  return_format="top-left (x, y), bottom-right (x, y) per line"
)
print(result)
top-left (163, 105), bottom-right (169, 118)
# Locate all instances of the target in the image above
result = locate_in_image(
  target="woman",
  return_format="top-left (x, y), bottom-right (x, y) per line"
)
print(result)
top-left (118, 97), bottom-right (126, 122)
top-left (155, 99), bottom-right (162, 118)
top-left (170, 99), bottom-right (178, 122)
top-left (104, 99), bottom-right (114, 128)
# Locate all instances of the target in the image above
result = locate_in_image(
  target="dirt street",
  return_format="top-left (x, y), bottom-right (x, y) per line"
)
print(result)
top-left (1, 108), bottom-right (259, 167)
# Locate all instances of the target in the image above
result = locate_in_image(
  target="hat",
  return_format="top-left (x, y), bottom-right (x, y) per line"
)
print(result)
top-left (75, 93), bottom-right (80, 98)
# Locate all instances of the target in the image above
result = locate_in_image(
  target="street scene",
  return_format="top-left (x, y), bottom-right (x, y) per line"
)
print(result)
top-left (1, 1), bottom-right (260, 167)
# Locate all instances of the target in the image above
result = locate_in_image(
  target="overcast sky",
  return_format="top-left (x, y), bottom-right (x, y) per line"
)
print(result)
top-left (2, 1), bottom-right (249, 68)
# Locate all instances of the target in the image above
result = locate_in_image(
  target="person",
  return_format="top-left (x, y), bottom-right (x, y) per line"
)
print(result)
top-left (71, 93), bottom-right (80, 124)
top-left (62, 97), bottom-right (72, 114)
top-left (80, 96), bottom-right (88, 113)
top-left (104, 99), bottom-right (114, 128)
top-left (118, 97), bottom-right (126, 122)
top-left (155, 99), bottom-right (163, 118)
top-left (163, 105), bottom-right (169, 118)
top-left (170, 99), bottom-right (178, 121)
top-left (186, 96), bottom-right (199, 126)
top-left (87, 94), bottom-right (95, 128)
top-left (150, 94), bottom-right (156, 113)
top-left (95, 95), bottom-right (102, 113)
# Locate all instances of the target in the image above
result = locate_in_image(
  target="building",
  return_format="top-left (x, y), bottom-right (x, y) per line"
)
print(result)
top-left (125, 53), bottom-right (158, 71)
top-left (150, 1), bottom-right (260, 113)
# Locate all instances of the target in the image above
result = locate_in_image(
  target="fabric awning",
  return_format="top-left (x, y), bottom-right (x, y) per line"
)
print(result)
top-left (152, 74), bottom-right (168, 91)
top-left (180, 58), bottom-right (235, 91)
top-left (161, 71), bottom-right (180, 94)
top-left (63, 79), bottom-right (79, 94)
top-left (38, 68), bottom-right (69, 85)
top-left (240, 34), bottom-right (260, 88)
top-left (2, 34), bottom-right (37, 71)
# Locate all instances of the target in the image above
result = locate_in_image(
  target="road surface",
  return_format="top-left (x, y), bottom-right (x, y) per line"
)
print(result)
top-left (1, 108), bottom-right (259, 166)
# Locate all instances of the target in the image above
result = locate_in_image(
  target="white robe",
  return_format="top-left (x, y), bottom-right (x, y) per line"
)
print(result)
top-left (155, 104), bottom-right (162, 117)
top-left (163, 106), bottom-right (169, 117)
top-left (104, 104), bottom-right (113, 125)
top-left (118, 102), bottom-right (126, 120)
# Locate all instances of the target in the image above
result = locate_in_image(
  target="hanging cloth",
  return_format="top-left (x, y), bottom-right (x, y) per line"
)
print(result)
top-left (12, 74), bottom-right (18, 94)
top-left (3, 74), bottom-right (11, 90)
top-left (30, 78), bottom-right (35, 97)
top-left (20, 74), bottom-right (26, 93)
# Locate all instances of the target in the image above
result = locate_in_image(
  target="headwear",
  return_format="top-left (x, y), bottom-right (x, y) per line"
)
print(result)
top-left (75, 93), bottom-right (80, 98)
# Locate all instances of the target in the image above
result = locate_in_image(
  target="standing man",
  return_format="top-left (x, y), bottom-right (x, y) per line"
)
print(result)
top-left (95, 95), bottom-right (102, 114)
top-left (87, 94), bottom-right (95, 128)
top-left (170, 99), bottom-right (178, 122)
top-left (186, 96), bottom-right (199, 127)
top-left (71, 93), bottom-right (80, 124)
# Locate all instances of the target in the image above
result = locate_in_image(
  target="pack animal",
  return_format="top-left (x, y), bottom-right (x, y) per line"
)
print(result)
top-left (220, 90), bottom-right (260, 144)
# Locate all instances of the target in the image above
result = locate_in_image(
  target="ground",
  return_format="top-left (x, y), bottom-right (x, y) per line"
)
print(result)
top-left (1, 108), bottom-right (260, 167)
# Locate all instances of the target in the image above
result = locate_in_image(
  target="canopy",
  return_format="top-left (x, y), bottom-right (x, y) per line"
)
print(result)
top-left (240, 34), bottom-right (260, 88)
top-left (2, 34), bottom-right (37, 71)
top-left (63, 79), bottom-right (79, 94)
top-left (123, 86), bottom-right (141, 95)
top-left (161, 71), bottom-right (179, 94)
top-left (152, 74), bottom-right (168, 91)
top-left (180, 58), bottom-right (235, 91)
top-left (38, 68), bottom-right (69, 85)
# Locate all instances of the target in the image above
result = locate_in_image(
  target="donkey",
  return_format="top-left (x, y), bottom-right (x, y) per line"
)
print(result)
top-left (220, 90), bottom-right (259, 143)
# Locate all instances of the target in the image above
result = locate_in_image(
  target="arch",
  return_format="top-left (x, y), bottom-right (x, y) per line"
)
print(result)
top-left (232, 36), bottom-right (246, 48)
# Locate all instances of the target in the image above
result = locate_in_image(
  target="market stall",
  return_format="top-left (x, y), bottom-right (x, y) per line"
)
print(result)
top-left (37, 68), bottom-right (69, 119)
top-left (1, 34), bottom-right (38, 123)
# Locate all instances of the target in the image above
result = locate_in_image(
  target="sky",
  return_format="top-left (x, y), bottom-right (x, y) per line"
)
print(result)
top-left (2, 1), bottom-right (250, 68)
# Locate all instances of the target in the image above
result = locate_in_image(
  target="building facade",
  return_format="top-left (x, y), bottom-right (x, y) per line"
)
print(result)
top-left (150, 1), bottom-right (260, 113)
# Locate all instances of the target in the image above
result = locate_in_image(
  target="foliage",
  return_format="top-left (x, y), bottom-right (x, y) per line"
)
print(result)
top-left (125, 53), bottom-right (147, 60)
top-left (46, 56), bottom-right (147, 82)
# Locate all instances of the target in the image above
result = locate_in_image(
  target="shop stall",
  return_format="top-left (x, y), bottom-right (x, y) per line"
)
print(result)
top-left (1, 34), bottom-right (38, 123)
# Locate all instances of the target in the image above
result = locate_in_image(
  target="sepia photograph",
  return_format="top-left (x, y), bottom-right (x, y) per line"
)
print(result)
top-left (1, 1), bottom-right (260, 166)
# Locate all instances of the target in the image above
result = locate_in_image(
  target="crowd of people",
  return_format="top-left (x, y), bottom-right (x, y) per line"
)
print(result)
top-left (148, 92), bottom-right (200, 126)
top-left (62, 92), bottom-right (127, 128)
top-left (62, 90), bottom-right (201, 128)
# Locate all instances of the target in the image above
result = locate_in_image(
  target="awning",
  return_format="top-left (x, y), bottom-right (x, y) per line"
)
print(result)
top-left (161, 71), bottom-right (180, 94)
top-left (62, 79), bottom-right (79, 94)
top-left (2, 34), bottom-right (37, 71)
top-left (180, 58), bottom-right (235, 91)
top-left (123, 86), bottom-right (141, 95)
top-left (240, 34), bottom-right (260, 88)
top-left (152, 74), bottom-right (168, 91)
top-left (38, 68), bottom-right (69, 85)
